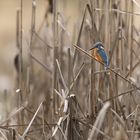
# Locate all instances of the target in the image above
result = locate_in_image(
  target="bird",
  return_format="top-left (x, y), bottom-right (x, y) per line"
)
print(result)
top-left (89, 42), bottom-right (109, 69)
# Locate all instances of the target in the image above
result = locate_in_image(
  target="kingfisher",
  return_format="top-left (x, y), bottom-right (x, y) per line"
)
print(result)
top-left (89, 42), bottom-right (109, 69)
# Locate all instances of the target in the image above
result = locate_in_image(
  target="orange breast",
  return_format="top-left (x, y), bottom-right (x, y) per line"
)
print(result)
top-left (91, 48), bottom-right (103, 62)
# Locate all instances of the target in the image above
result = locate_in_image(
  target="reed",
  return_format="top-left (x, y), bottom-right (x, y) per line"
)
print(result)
top-left (1, 0), bottom-right (140, 139)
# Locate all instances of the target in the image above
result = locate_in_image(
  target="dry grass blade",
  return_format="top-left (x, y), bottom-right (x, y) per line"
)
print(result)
top-left (103, 88), bottom-right (136, 102)
top-left (87, 4), bottom-right (98, 37)
top-left (23, 107), bottom-right (51, 129)
top-left (63, 99), bottom-right (68, 113)
top-left (125, 49), bottom-right (140, 78)
top-left (52, 117), bottom-right (63, 137)
top-left (56, 59), bottom-right (68, 91)
top-left (52, 115), bottom-right (69, 138)
top-left (126, 107), bottom-right (137, 119)
top-left (125, 61), bottom-right (140, 78)
top-left (31, 0), bottom-right (36, 33)
top-left (109, 29), bottom-right (120, 64)
top-left (110, 109), bottom-right (125, 128)
top-left (16, 9), bottom-right (20, 49)
top-left (73, 4), bottom-right (87, 66)
top-left (33, 31), bottom-right (53, 49)
top-left (54, 89), bottom-right (64, 101)
top-left (88, 102), bottom-right (110, 140)
top-left (127, 131), bottom-right (140, 134)
top-left (21, 101), bottom-right (43, 139)
top-left (67, 62), bottom-right (85, 97)
top-left (98, 15), bottom-right (105, 36)
top-left (0, 130), bottom-right (8, 140)
top-left (95, 8), bottom-right (140, 16)
top-left (72, 96), bottom-right (86, 118)
top-left (59, 63), bottom-right (85, 112)
top-left (76, 4), bottom-right (87, 45)
top-left (76, 119), bottom-right (111, 139)
top-left (132, 0), bottom-right (140, 8)
top-left (94, 68), bottom-right (120, 74)
top-left (130, 105), bottom-right (139, 140)
top-left (57, 126), bottom-right (67, 140)
top-left (0, 107), bottom-right (24, 125)
top-left (99, 98), bottom-right (127, 133)
top-left (57, 18), bottom-right (70, 36)
top-left (30, 52), bottom-right (52, 74)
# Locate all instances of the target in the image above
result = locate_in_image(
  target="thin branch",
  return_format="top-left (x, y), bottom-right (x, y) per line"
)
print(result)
top-left (21, 101), bottom-right (43, 138)
top-left (95, 8), bottom-right (140, 16)
top-left (56, 59), bottom-right (68, 91)
top-left (103, 88), bottom-right (136, 103)
top-left (0, 107), bottom-right (24, 125)
top-left (30, 52), bottom-right (52, 74)
top-left (33, 31), bottom-right (53, 49)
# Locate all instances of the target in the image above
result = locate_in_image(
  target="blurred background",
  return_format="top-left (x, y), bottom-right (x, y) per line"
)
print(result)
top-left (0, 0), bottom-right (79, 90)
top-left (0, 0), bottom-right (83, 121)
top-left (0, 0), bottom-right (46, 91)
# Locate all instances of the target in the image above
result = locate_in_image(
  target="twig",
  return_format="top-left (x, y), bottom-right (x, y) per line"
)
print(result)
top-left (0, 107), bottom-right (24, 125)
top-left (56, 59), bottom-right (68, 91)
top-left (33, 31), bottom-right (53, 49)
top-left (21, 101), bottom-right (43, 138)
top-left (76, 119), bottom-right (111, 140)
top-left (95, 8), bottom-right (140, 16)
top-left (0, 130), bottom-right (8, 140)
top-left (103, 88), bottom-right (136, 102)
top-left (30, 52), bottom-right (52, 74)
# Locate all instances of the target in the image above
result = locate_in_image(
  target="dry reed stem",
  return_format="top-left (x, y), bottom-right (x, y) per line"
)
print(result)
top-left (72, 3), bottom-right (87, 67)
top-left (103, 88), bottom-right (136, 102)
top-left (56, 59), bottom-right (68, 91)
top-left (75, 118), bottom-right (111, 138)
top-left (23, 106), bottom-right (51, 129)
top-left (52, 0), bottom-right (58, 120)
top-left (21, 101), bottom-right (43, 139)
top-left (30, 52), bottom-right (52, 74)
top-left (33, 31), bottom-right (53, 49)
top-left (95, 8), bottom-right (140, 16)
top-left (88, 102), bottom-right (110, 140)
top-left (28, 0), bottom-right (36, 81)
top-left (0, 107), bottom-right (24, 125)
top-left (0, 130), bottom-right (8, 140)
top-left (130, 105), bottom-right (139, 140)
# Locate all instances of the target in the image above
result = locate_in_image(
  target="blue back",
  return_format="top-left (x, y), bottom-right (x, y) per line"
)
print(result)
top-left (98, 48), bottom-right (109, 67)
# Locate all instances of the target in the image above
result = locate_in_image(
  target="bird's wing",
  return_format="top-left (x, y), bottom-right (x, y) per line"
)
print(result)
top-left (97, 49), bottom-right (109, 66)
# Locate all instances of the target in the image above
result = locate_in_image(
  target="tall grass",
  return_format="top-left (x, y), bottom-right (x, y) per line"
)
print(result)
top-left (0, 0), bottom-right (140, 139)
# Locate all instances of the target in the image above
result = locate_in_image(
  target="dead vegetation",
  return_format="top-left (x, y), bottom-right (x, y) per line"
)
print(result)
top-left (1, 0), bottom-right (140, 139)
